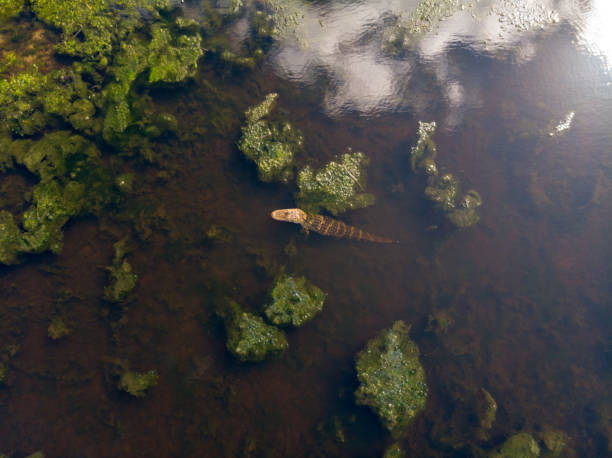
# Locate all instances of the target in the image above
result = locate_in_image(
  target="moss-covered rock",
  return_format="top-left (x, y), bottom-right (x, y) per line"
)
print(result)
top-left (117, 369), bottom-right (159, 397)
top-left (488, 432), bottom-right (540, 458)
top-left (0, 0), bottom-right (24, 22)
top-left (219, 298), bottom-right (288, 362)
top-left (264, 274), bottom-right (326, 327)
top-left (297, 151), bottom-right (375, 215)
top-left (355, 321), bottom-right (428, 438)
top-left (238, 93), bottom-right (303, 183)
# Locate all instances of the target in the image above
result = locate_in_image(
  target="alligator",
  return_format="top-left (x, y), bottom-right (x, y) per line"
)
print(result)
top-left (271, 208), bottom-right (397, 243)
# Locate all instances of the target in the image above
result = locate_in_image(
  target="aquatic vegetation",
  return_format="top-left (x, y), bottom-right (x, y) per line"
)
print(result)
top-left (238, 93), bottom-right (303, 183)
top-left (264, 274), bottom-right (326, 327)
top-left (0, 67), bottom-right (98, 137)
top-left (383, 442), bottom-right (405, 458)
top-left (383, 0), bottom-right (474, 54)
top-left (104, 240), bottom-right (138, 303)
top-left (0, 131), bottom-right (118, 264)
top-left (476, 388), bottom-right (497, 441)
top-left (488, 432), bottom-right (540, 458)
top-left (426, 309), bottom-right (454, 335)
top-left (218, 297), bottom-right (288, 362)
top-left (147, 23), bottom-right (203, 84)
top-left (411, 121), bottom-right (481, 228)
top-left (355, 321), bottom-right (428, 438)
top-left (537, 428), bottom-right (568, 456)
top-left (118, 369), bottom-right (159, 397)
top-left (30, 0), bottom-right (171, 62)
top-left (296, 151), bottom-right (375, 215)
top-left (0, 0), bottom-right (23, 22)
top-left (47, 316), bottom-right (71, 340)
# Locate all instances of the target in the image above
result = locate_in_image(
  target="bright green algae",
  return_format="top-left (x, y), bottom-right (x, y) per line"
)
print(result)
top-left (264, 274), bottom-right (326, 327)
top-left (411, 121), bottom-right (482, 228)
top-left (238, 93), bottom-right (303, 183)
top-left (0, 132), bottom-right (116, 264)
top-left (296, 151), bottom-right (375, 215)
top-left (30, 0), bottom-right (172, 62)
top-left (218, 298), bottom-right (288, 362)
top-left (355, 321), bottom-right (428, 439)
top-left (147, 23), bottom-right (203, 84)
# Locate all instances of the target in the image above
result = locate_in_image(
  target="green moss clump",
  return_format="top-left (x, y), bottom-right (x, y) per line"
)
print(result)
top-left (355, 321), bottom-right (428, 438)
top-left (264, 274), bottom-right (326, 327)
top-left (0, 0), bottom-right (24, 22)
top-left (147, 23), bottom-right (203, 84)
top-left (411, 121), bottom-right (482, 228)
top-left (488, 432), bottom-right (540, 458)
top-left (297, 151), bottom-right (375, 215)
top-left (104, 240), bottom-right (137, 303)
top-left (219, 298), bottom-right (288, 362)
top-left (118, 369), bottom-right (159, 397)
top-left (238, 93), bottom-right (303, 183)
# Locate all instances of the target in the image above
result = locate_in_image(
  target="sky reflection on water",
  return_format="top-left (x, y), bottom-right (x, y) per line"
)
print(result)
top-left (260, 0), bottom-right (611, 119)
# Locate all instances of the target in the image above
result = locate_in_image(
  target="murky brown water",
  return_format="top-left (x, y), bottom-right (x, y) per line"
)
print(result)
top-left (1, 1), bottom-right (611, 457)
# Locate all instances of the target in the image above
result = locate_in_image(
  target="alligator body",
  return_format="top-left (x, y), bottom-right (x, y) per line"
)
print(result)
top-left (271, 208), bottom-right (396, 243)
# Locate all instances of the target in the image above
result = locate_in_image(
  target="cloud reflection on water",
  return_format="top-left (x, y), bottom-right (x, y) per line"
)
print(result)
top-left (257, 0), bottom-right (608, 120)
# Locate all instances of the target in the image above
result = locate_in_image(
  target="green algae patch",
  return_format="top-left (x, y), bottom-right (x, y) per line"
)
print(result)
top-left (104, 240), bottom-right (138, 303)
top-left (218, 297), bottom-right (288, 362)
top-left (411, 121), bottom-right (482, 228)
top-left (30, 0), bottom-right (171, 62)
top-left (147, 23), bottom-right (203, 84)
top-left (0, 67), bottom-right (99, 137)
top-left (0, 0), bottom-right (24, 22)
top-left (355, 321), bottom-right (428, 439)
top-left (238, 93), bottom-right (303, 184)
top-left (296, 151), bottom-right (375, 215)
top-left (118, 369), bottom-right (159, 397)
top-left (264, 274), bottom-right (326, 327)
top-left (488, 432), bottom-right (540, 458)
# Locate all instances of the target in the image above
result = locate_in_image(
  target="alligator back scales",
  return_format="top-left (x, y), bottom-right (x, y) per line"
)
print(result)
top-left (271, 208), bottom-right (396, 243)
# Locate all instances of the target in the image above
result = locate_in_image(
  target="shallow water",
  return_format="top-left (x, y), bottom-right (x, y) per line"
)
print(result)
top-left (0, 0), bottom-right (611, 456)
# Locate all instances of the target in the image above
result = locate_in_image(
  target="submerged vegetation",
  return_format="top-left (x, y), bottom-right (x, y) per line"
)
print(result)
top-left (410, 121), bottom-right (482, 228)
top-left (0, 0), bottom-right (596, 456)
top-left (355, 321), bottom-right (428, 438)
top-left (238, 93), bottom-right (303, 183)
top-left (297, 151), bottom-right (375, 215)
top-left (217, 297), bottom-right (289, 362)
top-left (264, 274), bottom-right (325, 327)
